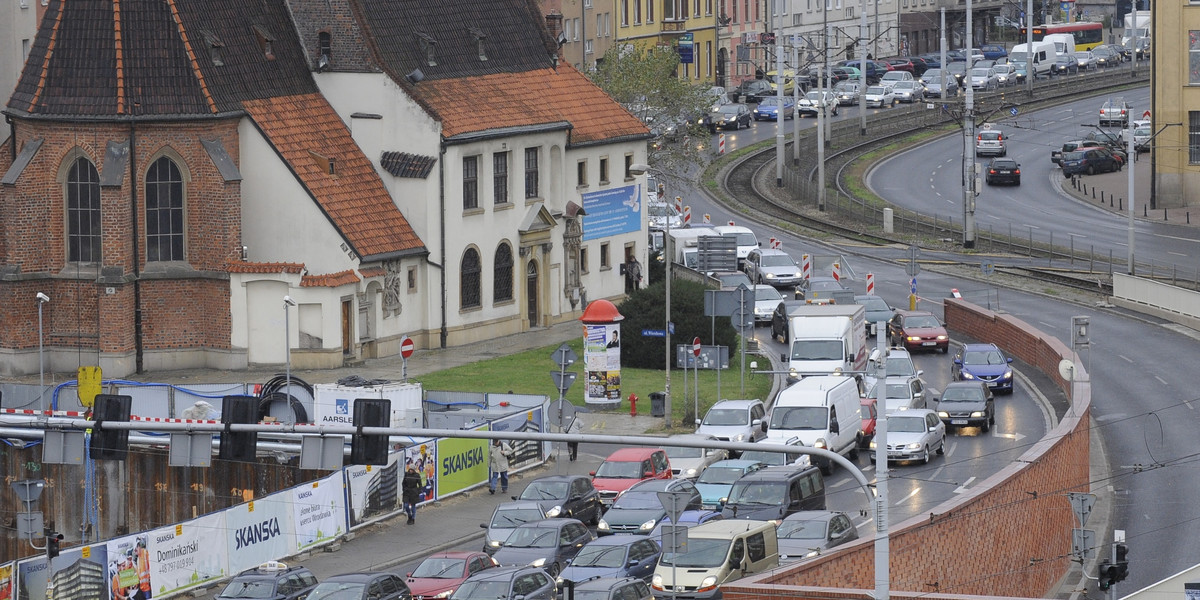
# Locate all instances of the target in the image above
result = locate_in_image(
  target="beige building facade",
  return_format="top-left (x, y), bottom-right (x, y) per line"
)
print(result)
top-left (1152, 9), bottom-right (1196, 208)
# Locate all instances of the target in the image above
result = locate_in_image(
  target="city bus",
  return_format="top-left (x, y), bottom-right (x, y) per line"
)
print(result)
top-left (1019, 22), bottom-right (1105, 51)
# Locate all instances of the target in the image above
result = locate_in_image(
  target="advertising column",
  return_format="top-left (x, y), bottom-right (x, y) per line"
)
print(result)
top-left (580, 299), bottom-right (624, 408)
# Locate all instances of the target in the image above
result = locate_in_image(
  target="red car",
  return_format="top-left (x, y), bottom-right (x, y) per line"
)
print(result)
top-left (859, 397), bottom-right (878, 448)
top-left (590, 447), bottom-right (672, 506)
top-left (406, 551), bottom-right (498, 600)
top-left (887, 309), bottom-right (950, 353)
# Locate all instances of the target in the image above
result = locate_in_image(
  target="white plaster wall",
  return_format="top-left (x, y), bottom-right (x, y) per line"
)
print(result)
top-left (0, 0), bottom-right (41, 108)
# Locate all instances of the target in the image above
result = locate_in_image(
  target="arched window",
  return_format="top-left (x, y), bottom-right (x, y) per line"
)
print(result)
top-left (66, 157), bottom-right (101, 263)
top-left (494, 243), bottom-right (514, 303)
top-left (461, 248), bottom-right (482, 309)
top-left (145, 156), bottom-right (185, 262)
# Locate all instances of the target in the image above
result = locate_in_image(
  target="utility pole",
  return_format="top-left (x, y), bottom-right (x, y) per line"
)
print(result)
top-left (963, 0), bottom-right (977, 249)
top-left (940, 9), bottom-right (947, 99)
top-left (775, 5), bottom-right (785, 187)
top-left (1026, 0), bottom-right (1034, 93)
top-left (859, 0), bottom-right (868, 135)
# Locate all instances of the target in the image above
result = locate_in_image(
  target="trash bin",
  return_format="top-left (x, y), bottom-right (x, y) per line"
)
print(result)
top-left (650, 392), bottom-right (666, 418)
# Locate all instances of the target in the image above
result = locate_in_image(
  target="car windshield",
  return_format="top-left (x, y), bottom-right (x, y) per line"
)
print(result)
top-left (648, 205), bottom-right (678, 217)
top-left (941, 387), bottom-right (984, 403)
top-left (885, 357), bottom-right (916, 376)
top-left (1009, 52), bottom-right (1028, 62)
top-left (702, 408), bottom-right (748, 426)
top-left (809, 279), bottom-right (844, 291)
top-left (660, 538), bottom-right (732, 568)
top-left (504, 526), bottom-right (559, 548)
top-left (789, 339), bottom-right (845, 361)
top-left (1064, 151), bottom-right (1087, 160)
top-left (411, 557), bottom-right (467, 579)
top-left (452, 580), bottom-right (509, 600)
top-left (867, 86), bottom-right (886, 95)
top-left (574, 591), bottom-right (617, 600)
top-left (777, 519), bottom-right (826, 540)
top-left (761, 254), bottom-right (795, 267)
top-left (739, 449), bottom-right (801, 466)
top-left (594, 460), bottom-right (645, 479)
top-left (728, 482), bottom-right (786, 506)
top-left (869, 383), bottom-right (911, 400)
top-left (979, 132), bottom-right (1001, 140)
top-left (490, 508), bottom-right (544, 528)
top-left (696, 466), bottom-right (746, 485)
top-left (923, 69), bottom-right (942, 79)
top-left (905, 315), bottom-right (941, 328)
top-left (882, 72), bottom-right (904, 80)
top-left (572, 544), bottom-right (629, 568)
top-left (769, 406), bottom-right (828, 430)
top-left (308, 582), bottom-right (367, 600)
top-left (759, 97), bottom-right (783, 107)
top-left (971, 68), bottom-right (990, 76)
top-left (721, 109), bottom-right (740, 118)
top-left (218, 580), bottom-right (277, 599)
top-left (755, 287), bottom-right (783, 302)
top-left (612, 491), bottom-right (663, 510)
top-left (889, 416), bottom-right (928, 433)
top-left (859, 297), bottom-right (890, 312)
top-left (520, 481), bottom-right (569, 500)
top-left (962, 350), bottom-right (1005, 365)
top-left (895, 82), bottom-right (916, 89)
top-left (730, 232), bottom-right (757, 246)
top-left (664, 445), bottom-right (706, 460)
top-left (1135, 127), bottom-right (1151, 135)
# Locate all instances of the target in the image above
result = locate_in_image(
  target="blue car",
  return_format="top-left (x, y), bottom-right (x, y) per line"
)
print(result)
top-left (752, 96), bottom-right (795, 121)
top-left (951, 343), bottom-right (1014, 394)
top-left (692, 459), bottom-right (767, 509)
top-left (557, 535), bottom-right (661, 587)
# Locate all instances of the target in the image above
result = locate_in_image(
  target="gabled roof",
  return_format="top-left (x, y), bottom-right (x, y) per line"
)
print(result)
top-left (243, 93), bottom-right (425, 261)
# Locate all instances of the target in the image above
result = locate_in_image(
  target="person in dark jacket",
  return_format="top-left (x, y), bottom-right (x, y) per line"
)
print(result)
top-left (402, 464), bottom-right (422, 524)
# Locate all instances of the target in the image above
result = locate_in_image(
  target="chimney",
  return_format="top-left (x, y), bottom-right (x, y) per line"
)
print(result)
top-left (545, 12), bottom-right (565, 61)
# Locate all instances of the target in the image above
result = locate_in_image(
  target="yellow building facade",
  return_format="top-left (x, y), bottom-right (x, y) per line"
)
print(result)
top-left (1152, 10), bottom-right (1197, 208)
top-left (617, 0), bottom-right (719, 83)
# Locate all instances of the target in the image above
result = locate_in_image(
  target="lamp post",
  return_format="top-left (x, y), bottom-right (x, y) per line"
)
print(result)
top-left (629, 164), bottom-right (671, 428)
top-left (36, 293), bottom-right (49, 411)
top-left (284, 296), bottom-right (296, 407)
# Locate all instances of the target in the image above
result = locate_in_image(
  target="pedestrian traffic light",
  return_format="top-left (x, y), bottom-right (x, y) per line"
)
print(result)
top-left (46, 530), bottom-right (62, 560)
top-left (89, 394), bottom-right (132, 461)
top-left (218, 395), bottom-right (259, 462)
top-left (1098, 560), bottom-right (1118, 590)
top-left (349, 399), bottom-right (390, 466)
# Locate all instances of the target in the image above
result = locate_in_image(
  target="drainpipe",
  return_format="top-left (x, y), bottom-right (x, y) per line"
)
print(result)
top-left (437, 142), bottom-right (448, 348)
top-left (129, 106), bottom-right (144, 373)
top-left (6, 115), bottom-right (15, 161)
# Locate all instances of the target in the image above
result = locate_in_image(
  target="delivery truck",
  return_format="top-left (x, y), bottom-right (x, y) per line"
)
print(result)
top-left (780, 304), bottom-right (868, 378)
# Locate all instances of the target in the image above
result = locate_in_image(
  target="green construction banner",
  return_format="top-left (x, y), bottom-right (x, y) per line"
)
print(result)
top-left (435, 429), bottom-right (489, 496)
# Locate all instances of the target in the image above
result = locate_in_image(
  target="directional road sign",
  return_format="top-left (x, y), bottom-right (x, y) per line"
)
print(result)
top-left (551, 343), bottom-right (578, 368)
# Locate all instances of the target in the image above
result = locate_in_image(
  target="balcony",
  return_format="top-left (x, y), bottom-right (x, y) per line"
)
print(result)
top-left (661, 18), bottom-right (688, 32)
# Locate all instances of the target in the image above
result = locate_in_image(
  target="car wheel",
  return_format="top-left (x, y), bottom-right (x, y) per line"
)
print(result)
top-left (849, 445), bottom-right (859, 460)
top-left (1087, 165), bottom-right (1095, 176)
top-left (1015, 177), bottom-right (1021, 185)
top-left (989, 412), bottom-right (996, 425)
top-left (941, 345), bottom-right (949, 354)
top-left (982, 419), bottom-right (990, 433)
top-left (936, 436), bottom-right (946, 455)
top-left (921, 445), bottom-right (930, 464)
top-left (547, 563), bottom-right (561, 578)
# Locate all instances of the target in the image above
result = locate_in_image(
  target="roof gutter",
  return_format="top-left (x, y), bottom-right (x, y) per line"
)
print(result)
top-left (442, 121), bottom-right (572, 146)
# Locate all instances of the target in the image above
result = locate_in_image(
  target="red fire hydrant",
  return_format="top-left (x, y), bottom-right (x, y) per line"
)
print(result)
top-left (628, 393), bottom-right (639, 417)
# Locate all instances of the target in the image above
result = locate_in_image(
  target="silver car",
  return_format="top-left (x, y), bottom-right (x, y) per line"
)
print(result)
top-left (867, 374), bottom-right (932, 414)
top-left (777, 510), bottom-right (860, 561)
top-left (1074, 51), bottom-right (1098, 70)
top-left (695, 399), bottom-right (768, 444)
top-left (743, 248), bottom-right (803, 287)
top-left (868, 409), bottom-right (946, 465)
top-left (891, 80), bottom-right (925, 103)
top-left (920, 69), bottom-right (959, 97)
top-left (751, 284), bottom-right (783, 323)
top-left (481, 501), bottom-right (548, 555)
top-left (833, 81), bottom-right (862, 106)
top-left (992, 64), bottom-right (1018, 86)
top-left (662, 433), bottom-right (728, 479)
top-left (969, 67), bottom-right (999, 91)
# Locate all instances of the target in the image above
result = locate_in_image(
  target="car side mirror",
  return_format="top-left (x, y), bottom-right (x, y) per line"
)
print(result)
top-left (953, 358), bottom-right (962, 365)
top-left (644, 471), bottom-right (654, 478)
top-left (589, 471), bottom-right (596, 477)
top-left (1007, 357), bottom-right (1013, 363)
top-left (480, 523), bottom-right (488, 529)
top-left (695, 419), bottom-right (702, 426)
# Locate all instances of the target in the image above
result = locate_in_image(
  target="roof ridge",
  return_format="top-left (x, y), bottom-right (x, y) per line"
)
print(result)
top-left (163, 0), bottom-right (218, 114)
top-left (28, 3), bottom-right (65, 110)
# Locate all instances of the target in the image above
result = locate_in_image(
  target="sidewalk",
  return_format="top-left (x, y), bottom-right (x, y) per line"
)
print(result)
top-left (1058, 151), bottom-right (1199, 227)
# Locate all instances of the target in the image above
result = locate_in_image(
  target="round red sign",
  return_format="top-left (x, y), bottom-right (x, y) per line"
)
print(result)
top-left (400, 336), bottom-right (415, 359)
top-left (692, 337), bottom-right (702, 357)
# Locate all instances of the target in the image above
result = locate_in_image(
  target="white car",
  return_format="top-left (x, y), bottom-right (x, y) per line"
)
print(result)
top-left (743, 248), bottom-right (803, 287)
top-left (662, 433), bottom-right (729, 479)
top-left (869, 409), bottom-right (946, 465)
top-left (751, 284), bottom-right (783, 323)
top-left (796, 89), bottom-right (840, 117)
top-left (891, 81), bottom-right (925, 103)
top-left (879, 70), bottom-right (914, 91)
top-left (864, 85), bottom-right (896, 108)
top-left (867, 374), bottom-right (932, 414)
top-left (647, 202), bottom-right (681, 230)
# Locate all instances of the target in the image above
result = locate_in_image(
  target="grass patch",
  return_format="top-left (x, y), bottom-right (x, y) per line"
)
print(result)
top-left (413, 336), bottom-right (775, 432)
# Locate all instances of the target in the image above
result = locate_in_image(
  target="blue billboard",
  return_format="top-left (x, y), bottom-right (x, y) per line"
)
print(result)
top-left (582, 184), bottom-right (642, 241)
top-left (677, 32), bottom-right (694, 64)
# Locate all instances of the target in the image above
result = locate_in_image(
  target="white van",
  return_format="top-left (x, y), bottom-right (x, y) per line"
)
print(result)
top-left (1010, 41), bottom-right (1056, 79)
top-left (1043, 33), bottom-right (1076, 57)
top-left (712, 225), bottom-right (760, 266)
top-left (765, 375), bottom-right (863, 475)
top-left (652, 520), bottom-right (779, 599)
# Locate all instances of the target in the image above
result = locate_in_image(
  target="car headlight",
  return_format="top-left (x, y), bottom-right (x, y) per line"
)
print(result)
top-left (906, 335), bottom-right (920, 342)
top-left (937, 335), bottom-right (948, 341)
top-left (937, 411), bottom-right (949, 418)
top-left (545, 505), bottom-right (563, 518)
top-left (734, 433), bottom-right (746, 442)
top-left (905, 442), bottom-right (922, 450)
top-left (531, 558), bottom-right (547, 567)
top-left (685, 468), bottom-right (698, 477)
top-left (597, 519), bottom-right (610, 531)
top-left (652, 575), bottom-right (664, 590)
top-left (766, 273), bottom-right (776, 279)
top-left (970, 411), bottom-right (986, 418)
top-left (1002, 370), bottom-right (1013, 380)
top-left (961, 372), bottom-right (975, 380)
top-left (869, 440), bottom-right (877, 449)
top-left (434, 591), bottom-right (453, 599)
top-left (697, 576), bottom-right (719, 592)
top-left (488, 539), bottom-right (501, 548)
top-left (639, 519), bottom-right (658, 531)
top-left (556, 577), bottom-right (565, 586)
top-left (813, 438), bottom-right (828, 449)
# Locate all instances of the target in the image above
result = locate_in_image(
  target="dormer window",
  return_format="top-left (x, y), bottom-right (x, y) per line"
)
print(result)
top-left (416, 32), bottom-right (438, 67)
top-left (202, 31), bottom-right (225, 66)
top-left (309, 150), bottom-right (337, 176)
top-left (317, 31), bottom-right (332, 70)
top-left (469, 27), bottom-right (488, 62)
top-left (253, 25), bottom-right (276, 60)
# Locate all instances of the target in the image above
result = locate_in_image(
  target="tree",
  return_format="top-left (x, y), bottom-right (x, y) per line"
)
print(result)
top-left (588, 43), bottom-right (714, 176)
top-left (618, 279), bottom-right (739, 370)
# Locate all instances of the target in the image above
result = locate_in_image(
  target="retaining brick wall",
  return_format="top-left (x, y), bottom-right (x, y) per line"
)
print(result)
top-left (725, 299), bottom-right (1091, 600)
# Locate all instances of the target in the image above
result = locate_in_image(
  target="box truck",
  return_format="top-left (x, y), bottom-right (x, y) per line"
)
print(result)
top-left (779, 304), bottom-right (868, 378)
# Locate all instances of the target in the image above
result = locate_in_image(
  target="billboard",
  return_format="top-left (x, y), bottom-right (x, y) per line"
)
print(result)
top-left (582, 185), bottom-right (641, 241)
top-left (436, 429), bottom-right (489, 496)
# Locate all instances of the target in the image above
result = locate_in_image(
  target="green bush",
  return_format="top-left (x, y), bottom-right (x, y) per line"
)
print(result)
top-left (618, 278), bottom-right (739, 370)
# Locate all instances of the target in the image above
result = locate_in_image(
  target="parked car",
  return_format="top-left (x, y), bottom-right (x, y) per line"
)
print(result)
top-left (566, 577), bottom-right (653, 600)
top-left (776, 510), bottom-right (860, 561)
top-left (591, 448), bottom-right (672, 506)
top-left (217, 561), bottom-right (319, 600)
top-left (306, 572), bottom-right (411, 600)
top-left (1061, 148), bottom-right (1122, 177)
top-left (695, 398), bottom-right (768, 444)
top-left (1100, 97), bottom-right (1130, 127)
top-left (864, 85), bottom-right (896, 108)
top-left (951, 342), bottom-right (1014, 393)
top-left (1052, 55), bottom-right (1079, 75)
top-left (920, 69), bottom-right (959, 97)
top-left (969, 67), bottom-right (1000, 90)
top-left (985, 157), bottom-right (1021, 185)
top-left (975, 127), bottom-right (1007, 157)
top-left (867, 374), bottom-right (932, 414)
top-left (935, 381), bottom-right (996, 431)
top-left (979, 44), bottom-right (1007, 60)
top-left (481, 501), bottom-right (549, 554)
top-left (891, 80), bottom-right (925, 103)
top-left (833, 80), bottom-right (862, 105)
top-left (597, 478), bottom-right (701, 536)
top-left (743, 248), bottom-right (803, 287)
top-left (693, 459), bottom-right (768, 509)
top-left (733, 79), bottom-right (774, 104)
top-left (885, 57), bottom-right (915, 73)
top-left (662, 433), bottom-right (728, 479)
top-left (1052, 139), bottom-right (1108, 165)
top-left (752, 96), bottom-right (795, 121)
top-left (557, 536), bottom-right (662, 587)
top-left (406, 552), bottom-right (499, 600)
top-left (752, 284), bottom-right (784, 323)
top-left (491, 518), bottom-right (594, 576)
top-left (451, 566), bottom-right (556, 600)
top-left (1074, 51), bottom-right (1098, 70)
top-left (908, 56), bottom-right (931, 76)
top-left (868, 409), bottom-right (946, 465)
top-left (887, 309), bottom-right (949, 353)
top-left (514, 474), bottom-right (602, 524)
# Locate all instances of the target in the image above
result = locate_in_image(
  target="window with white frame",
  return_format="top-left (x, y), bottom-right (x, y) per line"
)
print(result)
top-left (1190, 111), bottom-right (1200, 163)
top-left (1191, 31), bottom-right (1200, 84)
top-left (493, 151), bottom-right (509, 205)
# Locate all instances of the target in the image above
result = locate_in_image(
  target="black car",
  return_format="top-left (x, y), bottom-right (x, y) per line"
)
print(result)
top-left (1061, 148), bottom-right (1121, 177)
top-left (770, 299), bottom-right (807, 344)
top-left (306, 572), bottom-right (411, 600)
top-left (513, 474), bottom-right (601, 525)
top-left (451, 566), bottom-right (556, 600)
top-left (217, 562), bottom-right (319, 600)
top-left (1051, 55), bottom-right (1078, 75)
top-left (732, 79), bottom-right (773, 104)
top-left (705, 103), bottom-right (753, 131)
top-left (985, 158), bottom-right (1021, 185)
top-left (566, 577), bottom-right (653, 600)
top-left (934, 381), bottom-right (996, 432)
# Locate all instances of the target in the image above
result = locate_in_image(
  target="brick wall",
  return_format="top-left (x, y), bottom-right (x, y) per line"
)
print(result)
top-left (725, 299), bottom-right (1091, 600)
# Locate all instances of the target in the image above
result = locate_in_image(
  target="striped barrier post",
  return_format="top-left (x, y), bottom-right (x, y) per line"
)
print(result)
top-left (683, 206), bottom-right (692, 226)
top-left (801, 254), bottom-right (811, 280)
top-left (719, 133), bottom-right (726, 154)
top-left (832, 262), bottom-right (841, 284)
top-left (866, 273), bottom-right (875, 295)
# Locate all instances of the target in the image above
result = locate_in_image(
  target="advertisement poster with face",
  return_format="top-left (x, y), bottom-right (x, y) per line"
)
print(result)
top-left (345, 451), bottom-right (403, 527)
top-left (403, 442), bottom-right (438, 503)
top-left (226, 493), bottom-right (294, 574)
top-left (584, 324), bottom-right (621, 405)
top-left (489, 410), bottom-right (544, 468)
top-left (292, 472), bottom-right (347, 552)
top-left (435, 427), bottom-right (488, 497)
top-left (0, 562), bottom-right (12, 600)
top-left (146, 515), bottom-right (226, 597)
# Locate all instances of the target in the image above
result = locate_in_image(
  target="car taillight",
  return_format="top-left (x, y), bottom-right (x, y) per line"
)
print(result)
top-left (1014, 169), bottom-right (1020, 174)
top-left (989, 169), bottom-right (997, 174)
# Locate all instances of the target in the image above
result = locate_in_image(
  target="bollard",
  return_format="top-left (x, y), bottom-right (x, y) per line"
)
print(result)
top-left (1119, 198), bottom-right (1122, 211)
top-left (628, 393), bottom-right (639, 417)
top-left (1165, 209), bottom-right (1169, 221)
top-left (1144, 204), bottom-right (1147, 217)
top-left (1189, 212), bottom-right (1191, 224)
top-left (1101, 191), bottom-right (1105, 203)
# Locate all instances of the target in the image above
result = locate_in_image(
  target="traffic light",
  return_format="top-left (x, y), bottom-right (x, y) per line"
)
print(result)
top-left (1098, 561), bottom-right (1117, 590)
top-left (349, 399), bottom-right (390, 466)
top-left (90, 394), bottom-right (132, 460)
top-left (218, 395), bottom-right (259, 462)
top-left (46, 530), bottom-right (62, 560)
top-left (1114, 543), bottom-right (1130, 584)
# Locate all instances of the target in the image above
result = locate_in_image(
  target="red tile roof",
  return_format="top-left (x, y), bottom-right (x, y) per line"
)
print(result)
top-left (417, 65), bottom-right (648, 144)
top-left (358, 266), bottom-right (386, 278)
top-left (301, 269), bottom-right (361, 287)
top-left (226, 261), bottom-right (305, 274)
top-left (242, 93), bottom-right (425, 260)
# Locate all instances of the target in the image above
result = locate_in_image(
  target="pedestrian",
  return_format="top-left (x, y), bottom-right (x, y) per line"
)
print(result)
top-left (489, 439), bottom-right (513, 494)
top-left (402, 463), bottom-right (422, 524)
top-left (624, 254), bottom-right (642, 293)
top-left (566, 416), bottom-right (583, 462)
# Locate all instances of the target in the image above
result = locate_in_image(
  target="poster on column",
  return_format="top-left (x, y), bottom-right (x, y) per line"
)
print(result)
top-left (584, 324), bottom-right (621, 405)
top-left (345, 450), bottom-right (403, 527)
top-left (403, 441), bottom-right (438, 503)
top-left (489, 410), bottom-right (545, 468)
top-left (146, 514), bottom-right (226, 597)
top-left (291, 472), bottom-right (347, 552)
top-left (226, 493), bottom-right (294, 575)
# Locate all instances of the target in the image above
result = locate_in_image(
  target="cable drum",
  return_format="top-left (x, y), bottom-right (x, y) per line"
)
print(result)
top-left (257, 374), bottom-right (315, 424)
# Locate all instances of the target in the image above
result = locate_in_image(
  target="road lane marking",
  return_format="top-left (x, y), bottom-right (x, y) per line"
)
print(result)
top-left (1155, 375), bottom-right (1168, 386)
top-left (1118, 354), bottom-right (1134, 363)
top-left (953, 476), bottom-right (977, 494)
top-left (894, 488), bottom-right (920, 506)
top-left (994, 432), bottom-right (1027, 442)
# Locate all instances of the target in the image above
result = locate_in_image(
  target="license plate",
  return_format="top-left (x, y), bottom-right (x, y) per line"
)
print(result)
top-left (952, 419), bottom-right (968, 425)
top-left (987, 381), bottom-right (998, 387)
top-left (922, 341), bottom-right (936, 346)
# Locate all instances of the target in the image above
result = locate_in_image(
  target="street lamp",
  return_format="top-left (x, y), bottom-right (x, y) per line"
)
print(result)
top-left (36, 293), bottom-right (49, 410)
top-left (629, 163), bottom-right (671, 429)
top-left (283, 296), bottom-right (296, 407)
